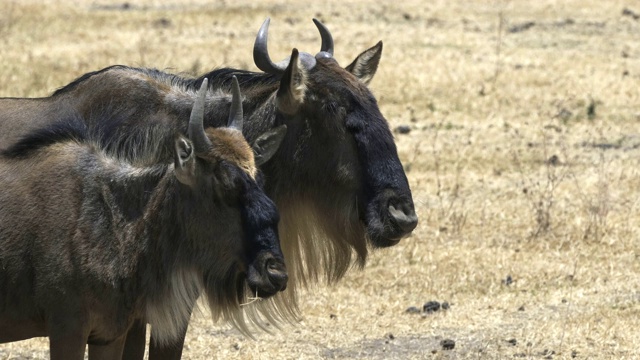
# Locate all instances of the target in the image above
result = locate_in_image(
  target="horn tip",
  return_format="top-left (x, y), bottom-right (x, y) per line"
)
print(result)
top-left (231, 76), bottom-right (240, 91)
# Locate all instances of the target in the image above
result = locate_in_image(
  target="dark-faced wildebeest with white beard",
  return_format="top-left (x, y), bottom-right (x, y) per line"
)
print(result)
top-left (0, 18), bottom-right (418, 359)
top-left (0, 79), bottom-right (288, 360)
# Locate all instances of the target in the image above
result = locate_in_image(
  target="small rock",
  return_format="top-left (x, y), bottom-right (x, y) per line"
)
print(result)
top-left (385, 333), bottom-right (395, 340)
top-left (507, 338), bottom-right (517, 346)
top-left (537, 349), bottom-right (556, 358)
top-left (571, 350), bottom-right (578, 358)
top-left (405, 306), bottom-right (421, 314)
top-left (423, 301), bottom-right (441, 313)
top-left (153, 18), bottom-right (172, 28)
top-left (508, 21), bottom-right (535, 33)
top-left (587, 99), bottom-right (596, 120)
top-left (329, 314), bottom-right (337, 319)
top-left (518, 305), bottom-right (525, 311)
top-left (441, 302), bottom-right (450, 310)
top-left (502, 275), bottom-right (513, 286)
top-left (394, 125), bottom-right (412, 134)
top-left (546, 155), bottom-right (560, 166)
top-left (441, 339), bottom-right (455, 350)
top-left (623, 8), bottom-right (640, 20)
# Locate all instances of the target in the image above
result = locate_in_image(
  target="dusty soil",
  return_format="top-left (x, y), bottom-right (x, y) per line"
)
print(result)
top-left (1, 0), bottom-right (640, 358)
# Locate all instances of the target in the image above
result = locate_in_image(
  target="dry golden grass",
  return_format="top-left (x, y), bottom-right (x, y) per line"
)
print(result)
top-left (2, 0), bottom-right (640, 358)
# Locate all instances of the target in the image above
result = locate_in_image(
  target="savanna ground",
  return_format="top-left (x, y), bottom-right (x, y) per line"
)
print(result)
top-left (1, 0), bottom-right (640, 358)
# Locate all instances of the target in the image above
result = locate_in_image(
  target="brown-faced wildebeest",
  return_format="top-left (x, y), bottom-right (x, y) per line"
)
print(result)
top-left (0, 18), bottom-right (418, 359)
top-left (0, 78), bottom-right (288, 360)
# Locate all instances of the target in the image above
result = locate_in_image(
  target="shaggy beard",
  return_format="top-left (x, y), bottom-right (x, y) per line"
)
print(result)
top-left (218, 192), bottom-right (370, 334)
top-left (148, 192), bottom-right (369, 341)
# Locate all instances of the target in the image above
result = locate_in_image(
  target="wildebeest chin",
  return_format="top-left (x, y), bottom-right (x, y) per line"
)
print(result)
top-left (0, 17), bottom-right (418, 352)
top-left (0, 79), bottom-right (287, 356)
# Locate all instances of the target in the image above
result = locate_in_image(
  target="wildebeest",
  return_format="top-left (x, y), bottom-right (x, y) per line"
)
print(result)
top-left (0, 18), bottom-right (418, 359)
top-left (0, 78), bottom-right (288, 359)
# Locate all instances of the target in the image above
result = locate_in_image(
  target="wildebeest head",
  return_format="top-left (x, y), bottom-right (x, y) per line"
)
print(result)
top-left (176, 77), bottom-right (288, 300)
top-left (252, 19), bottom-right (418, 253)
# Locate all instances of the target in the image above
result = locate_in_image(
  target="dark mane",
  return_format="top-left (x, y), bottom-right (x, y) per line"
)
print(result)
top-left (52, 65), bottom-right (130, 96)
top-left (2, 103), bottom-right (176, 163)
top-left (89, 105), bottom-right (179, 164)
top-left (2, 114), bottom-right (88, 158)
top-left (198, 68), bottom-right (280, 90)
top-left (54, 64), bottom-right (280, 102)
top-left (138, 67), bottom-right (280, 93)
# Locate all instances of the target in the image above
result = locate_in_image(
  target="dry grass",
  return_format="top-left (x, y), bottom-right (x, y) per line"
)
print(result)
top-left (2, 0), bottom-right (640, 358)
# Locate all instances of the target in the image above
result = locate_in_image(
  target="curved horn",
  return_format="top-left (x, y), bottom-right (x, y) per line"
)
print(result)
top-left (188, 78), bottom-right (212, 152)
top-left (313, 18), bottom-right (334, 56)
top-left (253, 18), bottom-right (286, 75)
top-left (228, 76), bottom-right (243, 132)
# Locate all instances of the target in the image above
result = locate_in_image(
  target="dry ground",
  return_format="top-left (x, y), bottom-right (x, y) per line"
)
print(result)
top-left (1, 0), bottom-right (640, 359)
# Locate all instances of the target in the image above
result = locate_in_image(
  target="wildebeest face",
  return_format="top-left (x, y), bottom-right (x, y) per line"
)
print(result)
top-left (254, 19), bottom-right (418, 248)
top-left (175, 78), bottom-right (288, 298)
top-left (307, 60), bottom-right (418, 247)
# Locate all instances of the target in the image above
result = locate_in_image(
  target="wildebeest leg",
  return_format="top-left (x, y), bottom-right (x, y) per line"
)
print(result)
top-left (148, 321), bottom-right (189, 360)
top-left (121, 320), bottom-right (146, 360)
top-left (48, 320), bottom-right (89, 360)
top-left (88, 335), bottom-right (126, 360)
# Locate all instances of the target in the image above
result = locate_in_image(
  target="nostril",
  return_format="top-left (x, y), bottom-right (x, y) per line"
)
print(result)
top-left (388, 204), bottom-right (405, 219)
top-left (268, 270), bottom-right (288, 291)
top-left (388, 204), bottom-right (418, 232)
top-left (266, 258), bottom-right (278, 271)
top-left (265, 258), bottom-right (288, 289)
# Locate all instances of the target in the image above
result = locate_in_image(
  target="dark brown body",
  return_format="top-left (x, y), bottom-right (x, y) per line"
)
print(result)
top-left (0, 81), bottom-right (287, 359)
top-left (0, 140), bottom-right (173, 357)
top-left (0, 19), bottom-right (418, 360)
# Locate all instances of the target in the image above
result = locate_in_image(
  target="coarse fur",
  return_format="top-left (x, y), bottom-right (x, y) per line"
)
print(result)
top-left (33, 60), bottom-right (402, 289)
top-left (0, 93), bottom-right (286, 358)
top-left (0, 20), bottom-right (417, 359)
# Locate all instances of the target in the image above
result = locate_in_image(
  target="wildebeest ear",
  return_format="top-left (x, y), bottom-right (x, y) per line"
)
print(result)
top-left (277, 49), bottom-right (306, 115)
top-left (345, 41), bottom-right (383, 85)
top-left (252, 125), bottom-right (287, 166)
top-left (174, 137), bottom-right (196, 186)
